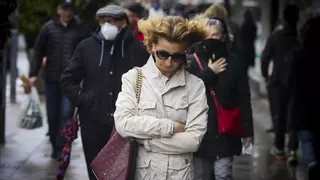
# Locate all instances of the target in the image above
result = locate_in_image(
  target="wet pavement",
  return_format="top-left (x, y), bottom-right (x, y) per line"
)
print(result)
top-left (0, 45), bottom-right (308, 180)
top-left (233, 97), bottom-right (307, 180)
top-left (0, 96), bottom-right (308, 180)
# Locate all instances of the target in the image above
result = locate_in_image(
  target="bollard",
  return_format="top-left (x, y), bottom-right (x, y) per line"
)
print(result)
top-left (10, 29), bottom-right (18, 103)
top-left (0, 47), bottom-right (8, 144)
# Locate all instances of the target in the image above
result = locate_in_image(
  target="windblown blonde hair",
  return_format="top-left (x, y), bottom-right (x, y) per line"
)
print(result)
top-left (202, 3), bottom-right (228, 23)
top-left (138, 16), bottom-right (211, 53)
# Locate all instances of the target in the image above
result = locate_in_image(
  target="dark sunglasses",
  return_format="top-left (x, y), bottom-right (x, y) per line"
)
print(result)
top-left (155, 50), bottom-right (187, 62)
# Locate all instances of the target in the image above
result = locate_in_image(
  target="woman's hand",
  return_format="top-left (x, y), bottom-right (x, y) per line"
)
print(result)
top-left (208, 57), bottom-right (227, 74)
top-left (173, 122), bottom-right (185, 134)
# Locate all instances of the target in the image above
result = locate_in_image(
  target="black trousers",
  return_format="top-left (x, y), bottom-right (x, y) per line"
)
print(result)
top-left (81, 124), bottom-right (113, 180)
top-left (45, 83), bottom-right (74, 151)
top-left (273, 84), bottom-right (298, 151)
top-left (267, 83), bottom-right (280, 128)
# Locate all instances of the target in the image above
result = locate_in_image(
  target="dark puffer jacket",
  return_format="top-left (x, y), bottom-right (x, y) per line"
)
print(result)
top-left (29, 17), bottom-right (91, 82)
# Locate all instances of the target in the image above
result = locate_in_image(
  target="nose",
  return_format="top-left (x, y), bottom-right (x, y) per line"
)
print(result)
top-left (164, 57), bottom-right (173, 66)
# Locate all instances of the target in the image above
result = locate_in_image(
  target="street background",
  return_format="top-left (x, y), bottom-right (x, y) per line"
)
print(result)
top-left (0, 35), bottom-right (308, 180)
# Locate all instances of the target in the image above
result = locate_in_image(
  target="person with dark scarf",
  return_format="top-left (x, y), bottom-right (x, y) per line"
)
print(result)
top-left (60, 4), bottom-right (149, 179)
top-left (186, 17), bottom-right (253, 180)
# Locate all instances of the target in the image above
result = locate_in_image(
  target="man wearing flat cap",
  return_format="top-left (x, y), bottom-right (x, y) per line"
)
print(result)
top-left (61, 4), bottom-right (149, 179)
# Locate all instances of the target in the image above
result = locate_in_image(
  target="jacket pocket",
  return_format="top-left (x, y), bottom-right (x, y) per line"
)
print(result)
top-left (78, 91), bottom-right (100, 124)
top-left (135, 150), bottom-right (151, 180)
top-left (138, 101), bottom-right (157, 117)
top-left (168, 154), bottom-right (193, 180)
top-left (164, 100), bottom-right (188, 122)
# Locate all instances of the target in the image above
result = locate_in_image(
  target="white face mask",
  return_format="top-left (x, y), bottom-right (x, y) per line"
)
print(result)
top-left (101, 23), bottom-right (119, 40)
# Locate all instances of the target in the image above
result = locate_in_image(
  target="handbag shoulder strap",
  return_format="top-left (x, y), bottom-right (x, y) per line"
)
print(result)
top-left (193, 52), bottom-right (204, 70)
top-left (135, 68), bottom-right (143, 104)
top-left (193, 53), bottom-right (216, 96)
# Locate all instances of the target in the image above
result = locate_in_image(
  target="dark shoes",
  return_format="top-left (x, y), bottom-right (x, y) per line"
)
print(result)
top-left (51, 148), bottom-right (62, 161)
top-left (286, 150), bottom-right (298, 166)
top-left (271, 147), bottom-right (285, 160)
top-left (271, 147), bottom-right (298, 166)
top-left (309, 164), bottom-right (320, 180)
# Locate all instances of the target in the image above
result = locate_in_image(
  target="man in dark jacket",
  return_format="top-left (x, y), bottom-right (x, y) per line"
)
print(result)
top-left (28, 1), bottom-right (91, 158)
top-left (60, 4), bottom-right (149, 180)
top-left (288, 16), bottom-right (320, 180)
top-left (260, 4), bottom-right (300, 164)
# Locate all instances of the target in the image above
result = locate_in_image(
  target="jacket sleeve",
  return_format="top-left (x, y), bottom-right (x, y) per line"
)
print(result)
top-left (60, 40), bottom-right (92, 107)
top-left (235, 55), bottom-right (254, 137)
top-left (199, 67), bottom-right (218, 87)
top-left (261, 34), bottom-right (276, 79)
top-left (29, 24), bottom-right (49, 77)
top-left (114, 69), bottom-right (174, 139)
top-left (287, 49), bottom-right (299, 89)
top-left (186, 55), bottom-right (218, 87)
top-left (142, 79), bottom-right (208, 154)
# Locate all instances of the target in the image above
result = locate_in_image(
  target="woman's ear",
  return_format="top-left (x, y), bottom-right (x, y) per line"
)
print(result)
top-left (151, 44), bottom-right (156, 53)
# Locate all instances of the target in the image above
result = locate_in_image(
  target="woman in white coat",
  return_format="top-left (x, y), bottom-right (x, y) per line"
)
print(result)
top-left (114, 16), bottom-right (210, 180)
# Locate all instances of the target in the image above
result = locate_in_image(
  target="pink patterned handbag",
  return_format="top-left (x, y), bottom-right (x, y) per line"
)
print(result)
top-left (90, 69), bottom-right (142, 180)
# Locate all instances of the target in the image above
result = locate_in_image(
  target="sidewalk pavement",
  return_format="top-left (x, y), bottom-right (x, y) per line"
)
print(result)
top-left (1, 35), bottom-right (88, 180)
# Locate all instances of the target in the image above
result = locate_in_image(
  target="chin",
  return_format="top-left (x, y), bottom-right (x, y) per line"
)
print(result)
top-left (162, 67), bottom-right (175, 72)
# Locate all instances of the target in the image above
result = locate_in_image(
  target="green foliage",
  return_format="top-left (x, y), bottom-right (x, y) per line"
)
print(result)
top-left (20, 0), bottom-right (60, 42)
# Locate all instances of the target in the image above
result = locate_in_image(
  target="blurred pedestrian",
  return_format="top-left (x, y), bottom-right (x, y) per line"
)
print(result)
top-left (187, 17), bottom-right (254, 180)
top-left (123, 2), bottom-right (146, 41)
top-left (28, 0), bottom-right (90, 159)
top-left (60, 4), bottom-right (149, 179)
top-left (169, 2), bottom-right (185, 17)
top-left (202, 3), bottom-right (243, 69)
top-left (148, 0), bottom-right (165, 17)
top-left (288, 15), bottom-right (320, 180)
top-left (261, 4), bottom-right (300, 164)
top-left (240, 10), bottom-right (257, 75)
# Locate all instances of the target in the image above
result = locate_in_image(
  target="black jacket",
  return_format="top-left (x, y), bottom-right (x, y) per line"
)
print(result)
top-left (29, 17), bottom-right (91, 82)
top-left (240, 19), bottom-right (257, 69)
top-left (261, 23), bottom-right (300, 85)
top-left (288, 47), bottom-right (318, 132)
top-left (186, 44), bottom-right (253, 160)
top-left (60, 27), bottom-right (149, 126)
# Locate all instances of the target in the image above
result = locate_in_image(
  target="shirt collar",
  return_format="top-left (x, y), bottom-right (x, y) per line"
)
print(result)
top-left (142, 56), bottom-right (186, 88)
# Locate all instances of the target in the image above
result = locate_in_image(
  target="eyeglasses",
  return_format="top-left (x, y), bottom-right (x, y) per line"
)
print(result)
top-left (155, 50), bottom-right (187, 62)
